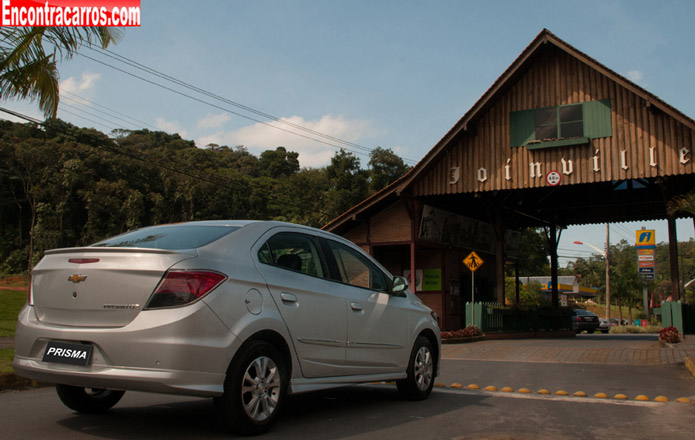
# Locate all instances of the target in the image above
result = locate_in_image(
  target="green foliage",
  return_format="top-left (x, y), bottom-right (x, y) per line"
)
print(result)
top-left (368, 147), bottom-right (410, 192)
top-left (505, 278), bottom-right (550, 308)
top-left (0, 27), bottom-right (121, 119)
top-left (0, 290), bottom-right (26, 337)
top-left (513, 228), bottom-right (549, 276)
top-left (0, 349), bottom-right (13, 374)
top-left (0, 120), bottom-right (411, 273)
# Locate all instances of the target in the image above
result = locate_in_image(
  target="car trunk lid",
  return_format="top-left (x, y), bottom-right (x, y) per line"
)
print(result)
top-left (31, 247), bottom-right (194, 328)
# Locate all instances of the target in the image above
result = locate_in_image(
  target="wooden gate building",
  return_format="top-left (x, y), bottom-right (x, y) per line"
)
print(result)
top-left (323, 29), bottom-right (695, 330)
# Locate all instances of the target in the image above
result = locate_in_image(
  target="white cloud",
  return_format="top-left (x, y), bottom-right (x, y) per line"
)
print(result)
top-left (60, 72), bottom-right (101, 96)
top-left (195, 114), bottom-right (377, 168)
top-left (626, 70), bottom-right (646, 86)
top-left (156, 117), bottom-right (188, 138)
top-left (197, 112), bottom-right (231, 129)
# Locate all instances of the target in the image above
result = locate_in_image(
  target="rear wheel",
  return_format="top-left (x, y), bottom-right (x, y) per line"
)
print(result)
top-left (397, 336), bottom-right (435, 400)
top-left (214, 341), bottom-right (288, 435)
top-left (55, 384), bottom-right (125, 413)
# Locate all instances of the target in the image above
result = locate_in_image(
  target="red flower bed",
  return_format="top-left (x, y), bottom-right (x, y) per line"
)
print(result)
top-left (441, 325), bottom-right (483, 339)
top-left (658, 326), bottom-right (680, 344)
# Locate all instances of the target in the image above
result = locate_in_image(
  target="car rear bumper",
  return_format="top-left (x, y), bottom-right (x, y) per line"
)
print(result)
top-left (13, 303), bottom-right (239, 397)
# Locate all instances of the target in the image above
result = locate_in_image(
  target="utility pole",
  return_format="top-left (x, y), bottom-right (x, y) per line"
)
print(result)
top-left (605, 223), bottom-right (611, 322)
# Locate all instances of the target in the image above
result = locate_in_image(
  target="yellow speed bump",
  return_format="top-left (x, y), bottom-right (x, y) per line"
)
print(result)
top-left (484, 385), bottom-right (498, 392)
top-left (500, 387), bottom-right (514, 393)
top-left (537, 389), bottom-right (551, 395)
top-left (555, 390), bottom-right (569, 396)
top-left (434, 382), bottom-right (447, 388)
top-left (449, 383), bottom-right (464, 389)
top-left (614, 394), bottom-right (628, 400)
top-left (654, 396), bottom-right (669, 402)
top-left (467, 384), bottom-right (480, 390)
top-left (676, 397), bottom-right (692, 404)
top-left (573, 391), bottom-right (587, 397)
top-left (594, 393), bottom-right (608, 399)
top-left (517, 388), bottom-right (531, 394)
top-left (635, 395), bottom-right (650, 401)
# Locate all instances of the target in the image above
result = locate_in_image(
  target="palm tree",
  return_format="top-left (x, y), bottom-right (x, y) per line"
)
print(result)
top-left (0, 27), bottom-right (122, 119)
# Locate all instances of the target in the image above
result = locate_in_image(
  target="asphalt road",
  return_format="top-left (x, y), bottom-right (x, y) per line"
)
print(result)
top-left (2, 334), bottom-right (693, 439)
top-left (1, 382), bottom-right (693, 439)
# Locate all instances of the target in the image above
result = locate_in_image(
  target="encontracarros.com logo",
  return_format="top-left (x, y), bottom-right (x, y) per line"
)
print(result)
top-left (1, 0), bottom-right (141, 27)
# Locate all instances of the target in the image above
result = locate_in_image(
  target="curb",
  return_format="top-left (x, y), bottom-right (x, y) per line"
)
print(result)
top-left (686, 358), bottom-right (695, 379)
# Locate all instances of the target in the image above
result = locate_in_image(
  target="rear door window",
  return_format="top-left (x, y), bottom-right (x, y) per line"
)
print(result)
top-left (259, 232), bottom-right (326, 278)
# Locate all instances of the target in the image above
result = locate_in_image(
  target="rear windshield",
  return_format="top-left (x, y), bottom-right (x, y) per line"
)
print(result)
top-left (91, 225), bottom-right (240, 249)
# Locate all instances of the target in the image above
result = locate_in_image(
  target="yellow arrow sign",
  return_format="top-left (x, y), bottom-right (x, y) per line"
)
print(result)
top-left (463, 251), bottom-right (484, 272)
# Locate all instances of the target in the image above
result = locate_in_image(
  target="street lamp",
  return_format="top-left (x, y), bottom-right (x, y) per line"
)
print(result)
top-left (574, 239), bottom-right (610, 321)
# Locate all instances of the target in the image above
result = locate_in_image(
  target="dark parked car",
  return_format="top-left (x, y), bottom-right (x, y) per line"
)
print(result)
top-left (610, 318), bottom-right (629, 326)
top-left (573, 309), bottom-right (600, 334)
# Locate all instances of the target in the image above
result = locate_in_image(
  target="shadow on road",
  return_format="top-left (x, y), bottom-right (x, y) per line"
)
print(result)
top-left (55, 386), bottom-right (486, 439)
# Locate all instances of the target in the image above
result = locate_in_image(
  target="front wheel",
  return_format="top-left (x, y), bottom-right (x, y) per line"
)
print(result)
top-left (214, 341), bottom-right (288, 435)
top-left (55, 384), bottom-right (125, 413)
top-left (397, 336), bottom-right (435, 400)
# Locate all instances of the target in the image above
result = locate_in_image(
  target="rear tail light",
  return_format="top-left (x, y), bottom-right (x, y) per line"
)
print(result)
top-left (146, 270), bottom-right (226, 309)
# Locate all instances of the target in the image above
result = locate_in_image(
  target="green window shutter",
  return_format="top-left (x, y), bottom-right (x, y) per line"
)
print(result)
top-left (582, 99), bottom-right (612, 139)
top-left (510, 109), bottom-right (536, 147)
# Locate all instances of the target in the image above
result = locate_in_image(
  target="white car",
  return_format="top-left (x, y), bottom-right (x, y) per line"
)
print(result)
top-left (14, 221), bottom-right (440, 435)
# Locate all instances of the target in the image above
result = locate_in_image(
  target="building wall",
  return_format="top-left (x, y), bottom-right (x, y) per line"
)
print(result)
top-left (371, 202), bottom-right (411, 243)
top-left (413, 48), bottom-right (695, 196)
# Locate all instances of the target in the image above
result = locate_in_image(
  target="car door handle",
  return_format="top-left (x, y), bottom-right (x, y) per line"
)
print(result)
top-left (350, 302), bottom-right (363, 311)
top-left (280, 293), bottom-right (298, 303)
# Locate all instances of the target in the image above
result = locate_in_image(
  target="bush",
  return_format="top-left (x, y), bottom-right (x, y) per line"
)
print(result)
top-left (658, 326), bottom-right (680, 343)
top-left (441, 325), bottom-right (483, 339)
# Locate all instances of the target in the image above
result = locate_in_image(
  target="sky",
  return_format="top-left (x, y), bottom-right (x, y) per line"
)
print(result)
top-left (2, 0), bottom-right (695, 264)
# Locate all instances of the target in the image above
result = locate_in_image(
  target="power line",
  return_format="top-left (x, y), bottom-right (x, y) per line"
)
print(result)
top-left (79, 45), bottom-right (419, 165)
top-left (61, 91), bottom-right (161, 131)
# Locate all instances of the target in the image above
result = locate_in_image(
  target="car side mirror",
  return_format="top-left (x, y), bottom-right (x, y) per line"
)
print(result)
top-left (391, 276), bottom-right (408, 296)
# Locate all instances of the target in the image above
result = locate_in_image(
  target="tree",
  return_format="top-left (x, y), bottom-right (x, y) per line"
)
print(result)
top-left (325, 149), bottom-right (369, 219)
top-left (368, 147), bottom-right (410, 192)
top-left (258, 147), bottom-right (299, 178)
top-left (0, 27), bottom-right (121, 119)
top-left (505, 228), bottom-right (549, 277)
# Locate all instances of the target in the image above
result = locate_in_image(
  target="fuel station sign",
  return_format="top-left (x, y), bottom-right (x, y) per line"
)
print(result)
top-left (636, 229), bottom-right (655, 280)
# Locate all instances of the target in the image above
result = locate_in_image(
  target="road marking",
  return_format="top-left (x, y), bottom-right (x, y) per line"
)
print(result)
top-left (433, 388), bottom-right (664, 407)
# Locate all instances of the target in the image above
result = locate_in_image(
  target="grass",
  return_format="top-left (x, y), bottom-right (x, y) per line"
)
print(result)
top-left (0, 349), bottom-right (13, 374)
top-left (0, 290), bottom-right (27, 337)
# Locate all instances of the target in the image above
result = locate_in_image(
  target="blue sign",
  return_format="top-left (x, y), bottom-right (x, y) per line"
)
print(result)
top-left (638, 267), bottom-right (654, 274)
top-left (639, 274), bottom-right (655, 280)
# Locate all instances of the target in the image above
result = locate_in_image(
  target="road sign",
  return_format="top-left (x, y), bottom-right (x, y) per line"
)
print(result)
top-left (463, 251), bottom-right (484, 272)
top-left (640, 274), bottom-right (655, 280)
top-left (638, 267), bottom-right (655, 274)
top-left (545, 170), bottom-right (561, 186)
top-left (638, 255), bottom-right (654, 261)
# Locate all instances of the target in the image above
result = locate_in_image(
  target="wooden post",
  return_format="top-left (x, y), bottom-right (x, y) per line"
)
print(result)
top-left (668, 215), bottom-right (681, 301)
top-left (494, 215), bottom-right (505, 305)
top-left (549, 224), bottom-right (559, 307)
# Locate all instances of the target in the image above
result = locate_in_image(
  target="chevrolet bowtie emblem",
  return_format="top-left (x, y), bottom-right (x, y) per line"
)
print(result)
top-left (68, 274), bottom-right (87, 283)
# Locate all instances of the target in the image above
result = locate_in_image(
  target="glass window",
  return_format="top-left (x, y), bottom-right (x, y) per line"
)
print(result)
top-left (260, 232), bottom-right (325, 278)
top-left (559, 104), bottom-right (583, 138)
top-left (92, 225), bottom-right (240, 249)
top-left (327, 241), bottom-right (387, 291)
top-left (534, 107), bottom-right (557, 140)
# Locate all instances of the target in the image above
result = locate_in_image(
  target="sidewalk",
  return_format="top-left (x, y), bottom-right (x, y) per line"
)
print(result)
top-left (442, 334), bottom-right (695, 366)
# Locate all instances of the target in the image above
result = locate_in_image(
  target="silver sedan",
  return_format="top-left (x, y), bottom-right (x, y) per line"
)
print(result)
top-left (14, 220), bottom-right (440, 435)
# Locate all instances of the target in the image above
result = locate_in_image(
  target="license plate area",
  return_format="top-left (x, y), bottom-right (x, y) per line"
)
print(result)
top-left (43, 341), bottom-right (93, 366)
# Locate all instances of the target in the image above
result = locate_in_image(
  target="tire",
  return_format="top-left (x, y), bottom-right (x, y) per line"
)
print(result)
top-left (397, 336), bottom-right (435, 401)
top-left (55, 384), bottom-right (125, 413)
top-left (214, 340), bottom-right (288, 435)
